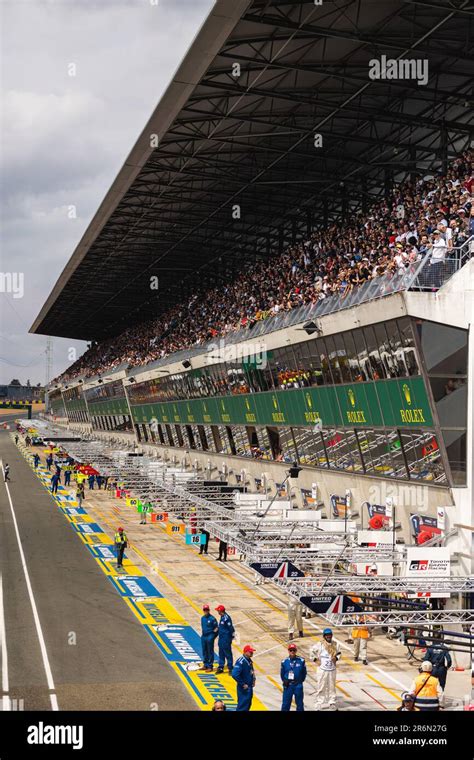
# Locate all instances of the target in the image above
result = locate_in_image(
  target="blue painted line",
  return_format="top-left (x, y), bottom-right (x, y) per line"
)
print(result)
top-left (108, 575), bottom-right (163, 598)
top-left (75, 522), bottom-right (104, 534)
top-left (87, 544), bottom-right (117, 560)
top-left (144, 623), bottom-right (202, 662)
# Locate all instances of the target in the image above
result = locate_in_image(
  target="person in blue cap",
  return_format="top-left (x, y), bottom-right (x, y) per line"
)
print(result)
top-left (232, 645), bottom-right (256, 711)
top-left (281, 643), bottom-right (307, 711)
top-left (310, 628), bottom-right (341, 711)
top-left (215, 604), bottom-right (235, 674)
top-left (200, 604), bottom-right (218, 673)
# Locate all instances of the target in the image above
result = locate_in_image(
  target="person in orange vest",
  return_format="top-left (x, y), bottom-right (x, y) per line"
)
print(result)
top-left (349, 596), bottom-right (370, 665)
top-left (409, 661), bottom-right (443, 711)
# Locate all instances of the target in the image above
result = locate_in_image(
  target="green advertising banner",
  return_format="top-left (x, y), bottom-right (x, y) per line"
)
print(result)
top-left (86, 398), bottom-right (129, 417)
top-left (129, 376), bottom-right (433, 429)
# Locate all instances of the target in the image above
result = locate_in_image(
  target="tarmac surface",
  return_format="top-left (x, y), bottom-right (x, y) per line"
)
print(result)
top-left (0, 425), bottom-right (195, 711)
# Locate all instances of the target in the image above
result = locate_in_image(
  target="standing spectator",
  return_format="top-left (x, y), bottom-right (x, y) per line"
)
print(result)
top-left (64, 467), bottom-right (71, 486)
top-left (310, 628), bottom-right (341, 711)
top-left (429, 230), bottom-right (447, 289)
top-left (46, 454), bottom-right (53, 471)
top-left (33, 453), bottom-right (40, 469)
top-left (215, 604), bottom-right (235, 674)
top-left (231, 645), bottom-right (256, 711)
top-left (88, 474), bottom-right (95, 490)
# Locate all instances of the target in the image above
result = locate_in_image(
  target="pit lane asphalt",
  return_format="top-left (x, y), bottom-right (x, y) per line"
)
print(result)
top-left (0, 429), bottom-right (195, 711)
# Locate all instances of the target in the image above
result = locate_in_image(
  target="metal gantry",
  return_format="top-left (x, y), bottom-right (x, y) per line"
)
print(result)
top-left (37, 424), bottom-right (474, 629)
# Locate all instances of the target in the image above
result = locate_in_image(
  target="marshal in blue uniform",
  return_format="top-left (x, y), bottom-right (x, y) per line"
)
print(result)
top-left (231, 646), bottom-right (256, 711)
top-left (281, 645), bottom-right (307, 711)
top-left (200, 605), bottom-right (218, 671)
top-left (215, 605), bottom-right (235, 673)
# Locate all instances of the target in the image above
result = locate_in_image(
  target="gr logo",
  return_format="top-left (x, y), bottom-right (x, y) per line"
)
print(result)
top-left (409, 560), bottom-right (429, 571)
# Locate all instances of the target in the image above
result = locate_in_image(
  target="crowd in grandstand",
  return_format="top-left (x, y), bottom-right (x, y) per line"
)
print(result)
top-left (55, 151), bottom-right (472, 384)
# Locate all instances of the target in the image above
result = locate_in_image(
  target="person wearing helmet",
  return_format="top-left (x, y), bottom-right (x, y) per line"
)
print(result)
top-left (114, 526), bottom-right (128, 569)
top-left (215, 605), bottom-right (235, 674)
top-left (310, 628), bottom-right (341, 710)
top-left (281, 644), bottom-right (307, 712)
top-left (231, 645), bottom-right (256, 711)
top-left (397, 692), bottom-right (419, 711)
top-left (409, 660), bottom-right (443, 711)
top-left (200, 604), bottom-right (218, 673)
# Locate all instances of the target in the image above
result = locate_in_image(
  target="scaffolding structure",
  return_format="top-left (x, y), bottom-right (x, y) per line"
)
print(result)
top-left (42, 428), bottom-right (474, 629)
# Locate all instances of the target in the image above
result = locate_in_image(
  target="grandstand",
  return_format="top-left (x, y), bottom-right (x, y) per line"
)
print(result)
top-left (34, 0), bottom-right (473, 580)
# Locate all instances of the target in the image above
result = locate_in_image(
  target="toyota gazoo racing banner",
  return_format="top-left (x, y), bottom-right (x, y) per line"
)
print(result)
top-left (250, 560), bottom-right (304, 579)
top-left (330, 493), bottom-right (351, 519)
top-left (363, 501), bottom-right (393, 530)
top-left (410, 510), bottom-right (445, 545)
top-left (404, 547), bottom-right (451, 598)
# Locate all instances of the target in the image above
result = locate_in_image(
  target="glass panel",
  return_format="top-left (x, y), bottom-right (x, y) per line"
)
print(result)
top-left (203, 425), bottom-right (215, 452)
top-left (361, 430), bottom-right (397, 476)
top-left (257, 427), bottom-right (274, 461)
top-left (292, 427), bottom-right (328, 468)
top-left (417, 322), bottom-right (468, 375)
top-left (277, 427), bottom-right (298, 462)
top-left (443, 430), bottom-right (466, 486)
top-left (165, 424), bottom-right (175, 447)
top-left (363, 326), bottom-right (386, 380)
top-left (174, 425), bottom-right (184, 447)
top-left (185, 425), bottom-right (195, 449)
top-left (343, 331), bottom-right (363, 382)
top-left (397, 317), bottom-right (419, 376)
top-left (401, 429), bottom-right (446, 483)
top-left (333, 333), bottom-right (352, 383)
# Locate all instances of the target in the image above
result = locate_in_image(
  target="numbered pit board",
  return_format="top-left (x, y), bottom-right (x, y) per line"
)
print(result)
top-left (185, 533), bottom-right (205, 546)
top-left (166, 523), bottom-right (185, 536)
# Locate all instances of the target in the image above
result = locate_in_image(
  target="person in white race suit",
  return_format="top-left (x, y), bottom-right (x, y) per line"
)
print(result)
top-left (310, 628), bottom-right (341, 710)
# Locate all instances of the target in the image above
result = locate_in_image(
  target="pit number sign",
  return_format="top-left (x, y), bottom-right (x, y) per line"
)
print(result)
top-left (152, 512), bottom-right (168, 523)
top-left (166, 524), bottom-right (185, 536)
top-left (185, 533), bottom-right (205, 546)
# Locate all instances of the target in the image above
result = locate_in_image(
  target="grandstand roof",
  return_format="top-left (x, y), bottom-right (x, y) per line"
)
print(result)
top-left (31, 0), bottom-right (474, 341)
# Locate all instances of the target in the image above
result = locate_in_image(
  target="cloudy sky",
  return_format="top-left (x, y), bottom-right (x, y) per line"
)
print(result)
top-left (0, 0), bottom-right (213, 386)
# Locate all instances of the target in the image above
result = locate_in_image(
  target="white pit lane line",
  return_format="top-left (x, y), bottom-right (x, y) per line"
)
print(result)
top-left (1, 459), bottom-right (59, 710)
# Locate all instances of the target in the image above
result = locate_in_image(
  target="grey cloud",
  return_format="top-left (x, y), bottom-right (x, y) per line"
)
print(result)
top-left (1, 0), bottom-right (213, 384)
